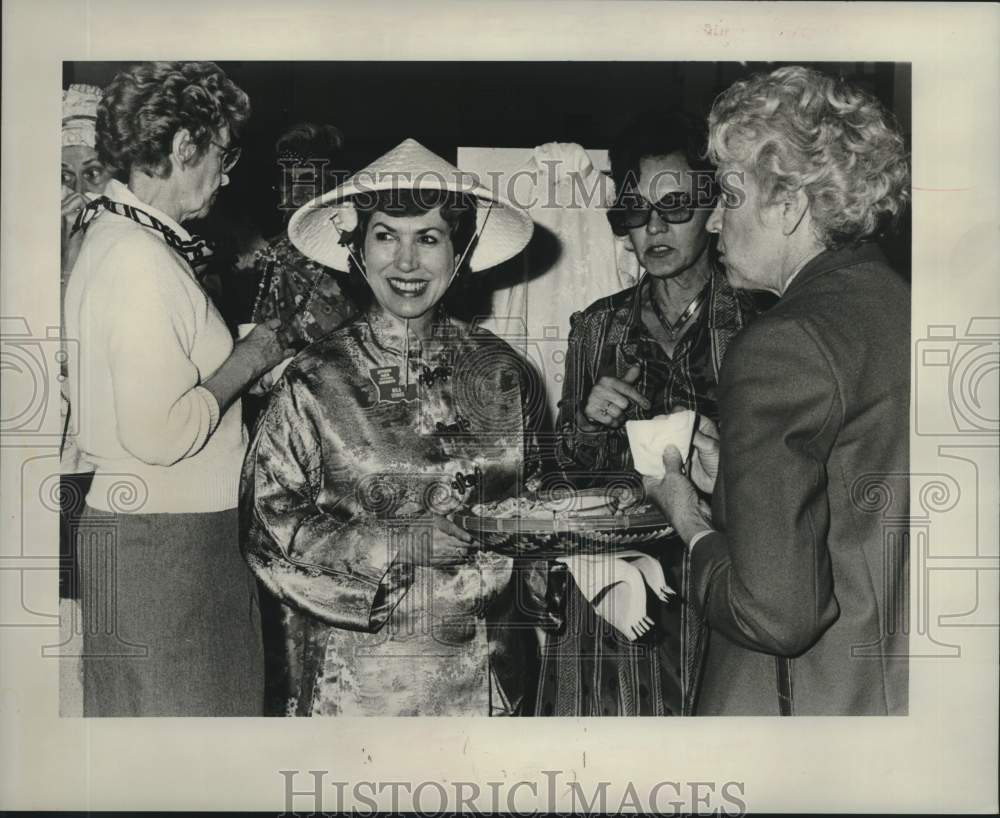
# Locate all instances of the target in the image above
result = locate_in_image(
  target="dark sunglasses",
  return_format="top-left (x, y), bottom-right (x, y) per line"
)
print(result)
top-left (210, 140), bottom-right (242, 173)
top-left (606, 191), bottom-right (699, 235)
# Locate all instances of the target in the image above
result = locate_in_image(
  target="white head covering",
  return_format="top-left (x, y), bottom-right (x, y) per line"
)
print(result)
top-left (62, 83), bottom-right (104, 149)
top-left (288, 138), bottom-right (533, 274)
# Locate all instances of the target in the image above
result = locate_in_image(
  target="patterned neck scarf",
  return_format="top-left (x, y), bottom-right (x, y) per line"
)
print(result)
top-left (72, 196), bottom-right (213, 270)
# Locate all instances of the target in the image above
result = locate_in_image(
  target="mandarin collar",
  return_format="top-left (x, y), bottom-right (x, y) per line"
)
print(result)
top-left (362, 303), bottom-right (459, 357)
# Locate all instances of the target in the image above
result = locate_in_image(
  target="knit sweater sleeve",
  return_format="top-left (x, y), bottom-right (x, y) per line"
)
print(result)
top-left (95, 236), bottom-right (222, 467)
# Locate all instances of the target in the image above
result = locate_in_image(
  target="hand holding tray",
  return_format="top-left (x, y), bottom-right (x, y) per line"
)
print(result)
top-left (453, 488), bottom-right (675, 556)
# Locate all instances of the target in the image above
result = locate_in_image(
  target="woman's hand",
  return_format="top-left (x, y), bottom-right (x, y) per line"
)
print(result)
top-left (643, 446), bottom-right (713, 547)
top-left (61, 189), bottom-right (91, 271)
top-left (432, 513), bottom-right (475, 544)
top-left (398, 514), bottom-right (479, 567)
top-left (246, 369), bottom-right (276, 396)
top-left (581, 364), bottom-right (651, 429)
top-left (61, 189), bottom-right (90, 223)
top-left (202, 319), bottom-right (295, 415)
top-left (689, 417), bottom-right (720, 495)
top-left (233, 318), bottom-right (294, 381)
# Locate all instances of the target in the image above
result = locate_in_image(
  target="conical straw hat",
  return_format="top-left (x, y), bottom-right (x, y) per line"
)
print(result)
top-left (288, 138), bottom-right (533, 272)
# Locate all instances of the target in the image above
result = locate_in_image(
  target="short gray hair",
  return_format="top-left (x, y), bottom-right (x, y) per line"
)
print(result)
top-left (708, 65), bottom-right (910, 248)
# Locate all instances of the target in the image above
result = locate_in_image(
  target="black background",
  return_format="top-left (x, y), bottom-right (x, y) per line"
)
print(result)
top-left (64, 60), bottom-right (911, 271)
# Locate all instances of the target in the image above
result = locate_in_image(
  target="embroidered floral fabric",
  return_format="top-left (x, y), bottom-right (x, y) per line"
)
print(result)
top-left (251, 235), bottom-right (357, 350)
top-left (241, 308), bottom-right (547, 715)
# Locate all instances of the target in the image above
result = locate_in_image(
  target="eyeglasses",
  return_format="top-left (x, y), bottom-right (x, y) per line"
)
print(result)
top-left (606, 191), bottom-right (700, 235)
top-left (210, 140), bottom-right (242, 173)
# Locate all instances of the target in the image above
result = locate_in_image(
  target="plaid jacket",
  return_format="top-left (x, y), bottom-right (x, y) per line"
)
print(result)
top-left (537, 271), bottom-right (759, 716)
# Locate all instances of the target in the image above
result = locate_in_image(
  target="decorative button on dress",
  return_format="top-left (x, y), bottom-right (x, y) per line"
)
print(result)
top-left (241, 308), bottom-right (546, 716)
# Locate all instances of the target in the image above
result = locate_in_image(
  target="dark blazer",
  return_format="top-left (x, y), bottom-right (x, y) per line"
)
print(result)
top-left (691, 243), bottom-right (910, 715)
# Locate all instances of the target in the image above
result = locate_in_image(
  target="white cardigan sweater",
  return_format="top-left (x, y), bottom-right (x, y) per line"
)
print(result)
top-left (64, 180), bottom-right (246, 514)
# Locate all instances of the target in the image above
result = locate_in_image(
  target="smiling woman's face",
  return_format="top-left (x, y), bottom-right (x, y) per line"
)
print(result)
top-left (363, 205), bottom-right (459, 322)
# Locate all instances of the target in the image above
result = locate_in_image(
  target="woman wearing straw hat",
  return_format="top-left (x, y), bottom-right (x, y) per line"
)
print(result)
top-left (241, 139), bottom-right (547, 716)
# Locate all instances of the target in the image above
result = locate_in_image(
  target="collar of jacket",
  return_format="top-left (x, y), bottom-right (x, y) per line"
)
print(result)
top-left (622, 268), bottom-right (743, 338)
top-left (361, 302), bottom-right (460, 358)
top-left (783, 242), bottom-right (888, 297)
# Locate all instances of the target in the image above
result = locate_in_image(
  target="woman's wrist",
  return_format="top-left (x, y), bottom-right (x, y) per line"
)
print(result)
top-left (230, 342), bottom-right (267, 384)
top-left (202, 347), bottom-right (261, 414)
top-left (674, 505), bottom-right (713, 546)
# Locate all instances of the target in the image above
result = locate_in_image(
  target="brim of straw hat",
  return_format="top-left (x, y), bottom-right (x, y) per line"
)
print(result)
top-left (287, 138), bottom-right (533, 273)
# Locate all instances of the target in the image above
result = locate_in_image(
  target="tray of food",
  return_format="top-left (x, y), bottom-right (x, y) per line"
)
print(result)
top-left (453, 487), bottom-right (676, 555)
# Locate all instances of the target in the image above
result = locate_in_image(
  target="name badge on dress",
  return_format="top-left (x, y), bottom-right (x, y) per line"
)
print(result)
top-left (369, 366), bottom-right (418, 404)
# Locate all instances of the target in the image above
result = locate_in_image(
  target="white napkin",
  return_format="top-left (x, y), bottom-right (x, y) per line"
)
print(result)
top-left (557, 550), bottom-right (675, 641)
top-left (626, 411), bottom-right (698, 479)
